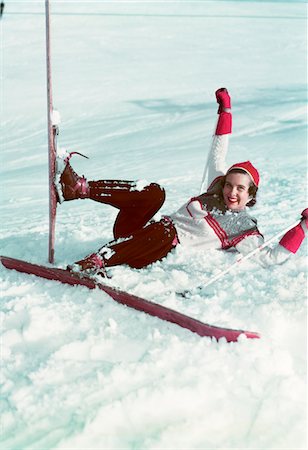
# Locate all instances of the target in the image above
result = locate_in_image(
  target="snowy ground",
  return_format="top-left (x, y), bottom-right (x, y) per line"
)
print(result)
top-left (1, 1), bottom-right (307, 449)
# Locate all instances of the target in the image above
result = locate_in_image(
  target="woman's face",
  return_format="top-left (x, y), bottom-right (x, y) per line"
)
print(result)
top-left (222, 172), bottom-right (252, 211)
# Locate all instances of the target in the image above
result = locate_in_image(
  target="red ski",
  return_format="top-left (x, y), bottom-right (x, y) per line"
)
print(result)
top-left (0, 256), bottom-right (260, 342)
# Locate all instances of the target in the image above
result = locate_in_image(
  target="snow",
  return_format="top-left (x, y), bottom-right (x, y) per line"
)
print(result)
top-left (1, 1), bottom-right (307, 449)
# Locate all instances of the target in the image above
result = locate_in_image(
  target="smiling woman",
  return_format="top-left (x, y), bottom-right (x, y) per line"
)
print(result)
top-left (54, 89), bottom-right (307, 276)
top-left (223, 172), bottom-right (255, 210)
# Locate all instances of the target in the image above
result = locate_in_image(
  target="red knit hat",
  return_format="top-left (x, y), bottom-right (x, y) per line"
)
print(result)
top-left (227, 161), bottom-right (260, 187)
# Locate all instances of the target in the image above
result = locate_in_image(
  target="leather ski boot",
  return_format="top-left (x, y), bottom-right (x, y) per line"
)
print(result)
top-left (67, 253), bottom-right (108, 278)
top-left (55, 151), bottom-right (89, 203)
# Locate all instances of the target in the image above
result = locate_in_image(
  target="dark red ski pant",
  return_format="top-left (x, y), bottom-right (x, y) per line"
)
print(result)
top-left (88, 180), bottom-right (178, 269)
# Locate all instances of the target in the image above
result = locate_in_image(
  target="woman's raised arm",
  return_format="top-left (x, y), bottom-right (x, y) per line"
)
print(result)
top-left (200, 88), bottom-right (232, 193)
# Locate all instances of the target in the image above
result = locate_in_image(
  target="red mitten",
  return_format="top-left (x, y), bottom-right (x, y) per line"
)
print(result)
top-left (301, 208), bottom-right (308, 228)
top-left (215, 88), bottom-right (231, 114)
top-left (215, 112), bottom-right (232, 135)
top-left (215, 88), bottom-right (232, 135)
top-left (279, 209), bottom-right (308, 254)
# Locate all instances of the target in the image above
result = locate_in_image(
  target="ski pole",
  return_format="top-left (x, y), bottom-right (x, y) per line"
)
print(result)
top-left (199, 157), bottom-right (209, 195)
top-left (180, 219), bottom-right (302, 296)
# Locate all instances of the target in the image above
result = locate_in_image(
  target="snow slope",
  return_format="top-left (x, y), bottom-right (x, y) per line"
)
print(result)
top-left (1, 1), bottom-right (307, 449)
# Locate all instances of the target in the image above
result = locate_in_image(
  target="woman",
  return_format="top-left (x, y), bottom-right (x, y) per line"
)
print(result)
top-left (56, 88), bottom-right (307, 276)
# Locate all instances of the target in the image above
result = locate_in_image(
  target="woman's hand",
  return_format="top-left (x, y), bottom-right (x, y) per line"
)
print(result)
top-left (301, 208), bottom-right (308, 229)
top-left (215, 88), bottom-right (232, 135)
top-left (215, 88), bottom-right (231, 113)
top-left (279, 208), bottom-right (308, 253)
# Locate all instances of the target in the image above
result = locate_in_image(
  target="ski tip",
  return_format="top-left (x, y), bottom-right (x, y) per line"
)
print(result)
top-left (0, 255), bottom-right (14, 270)
top-left (243, 331), bottom-right (261, 340)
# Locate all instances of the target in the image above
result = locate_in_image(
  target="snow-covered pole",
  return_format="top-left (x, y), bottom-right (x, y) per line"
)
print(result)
top-left (45, 0), bottom-right (57, 263)
top-left (181, 219), bottom-right (301, 296)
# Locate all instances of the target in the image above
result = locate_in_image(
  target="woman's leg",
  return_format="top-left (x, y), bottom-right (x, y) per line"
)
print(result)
top-left (58, 155), bottom-right (165, 239)
top-left (101, 219), bottom-right (177, 269)
top-left (89, 180), bottom-right (165, 239)
top-left (72, 219), bottom-right (178, 273)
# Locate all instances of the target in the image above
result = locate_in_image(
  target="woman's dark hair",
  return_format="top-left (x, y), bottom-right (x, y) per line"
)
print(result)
top-left (224, 168), bottom-right (258, 207)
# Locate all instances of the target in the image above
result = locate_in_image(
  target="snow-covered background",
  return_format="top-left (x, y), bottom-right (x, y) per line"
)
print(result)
top-left (1, 1), bottom-right (307, 449)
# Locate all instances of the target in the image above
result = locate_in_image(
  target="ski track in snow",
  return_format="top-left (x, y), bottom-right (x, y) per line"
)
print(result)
top-left (1, 1), bottom-right (307, 449)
